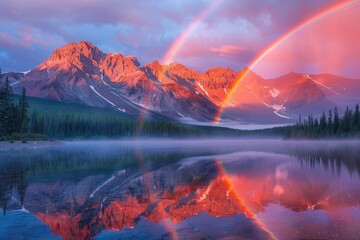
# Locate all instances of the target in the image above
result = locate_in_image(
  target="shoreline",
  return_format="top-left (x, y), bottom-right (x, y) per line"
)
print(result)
top-left (0, 140), bottom-right (62, 151)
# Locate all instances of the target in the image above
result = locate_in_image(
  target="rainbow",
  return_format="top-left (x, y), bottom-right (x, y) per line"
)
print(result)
top-left (215, 160), bottom-right (277, 240)
top-left (161, 0), bottom-right (224, 66)
top-left (135, 151), bottom-right (179, 240)
top-left (134, 0), bottom-right (223, 134)
top-left (214, 0), bottom-right (355, 123)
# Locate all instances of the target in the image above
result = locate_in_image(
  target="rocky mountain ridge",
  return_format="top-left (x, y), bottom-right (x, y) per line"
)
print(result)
top-left (2, 41), bottom-right (360, 125)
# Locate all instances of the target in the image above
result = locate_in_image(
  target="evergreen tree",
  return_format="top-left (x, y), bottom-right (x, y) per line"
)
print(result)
top-left (286, 104), bottom-right (360, 139)
top-left (354, 104), bottom-right (360, 132)
top-left (8, 103), bottom-right (18, 134)
top-left (319, 111), bottom-right (327, 135)
top-left (333, 107), bottom-right (340, 135)
top-left (0, 80), bottom-right (30, 138)
top-left (0, 78), bottom-right (13, 136)
top-left (18, 87), bottom-right (29, 133)
top-left (327, 109), bottom-right (333, 135)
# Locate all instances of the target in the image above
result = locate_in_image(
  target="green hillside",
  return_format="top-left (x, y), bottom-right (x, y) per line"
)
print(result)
top-left (15, 96), bottom-right (247, 138)
top-left (14, 95), bottom-right (135, 120)
top-left (2, 95), bottom-right (286, 139)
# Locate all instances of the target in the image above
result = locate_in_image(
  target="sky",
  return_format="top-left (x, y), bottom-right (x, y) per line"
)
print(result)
top-left (0, 0), bottom-right (359, 78)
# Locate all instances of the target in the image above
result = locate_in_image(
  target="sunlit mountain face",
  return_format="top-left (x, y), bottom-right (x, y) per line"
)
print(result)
top-left (2, 41), bottom-right (360, 126)
top-left (1, 140), bottom-right (360, 239)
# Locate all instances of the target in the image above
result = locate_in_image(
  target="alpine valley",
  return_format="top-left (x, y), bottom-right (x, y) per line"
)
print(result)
top-left (3, 41), bottom-right (360, 126)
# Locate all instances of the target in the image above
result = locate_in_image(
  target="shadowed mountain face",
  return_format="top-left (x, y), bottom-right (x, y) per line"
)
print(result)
top-left (1, 140), bottom-right (360, 239)
top-left (2, 41), bottom-right (360, 124)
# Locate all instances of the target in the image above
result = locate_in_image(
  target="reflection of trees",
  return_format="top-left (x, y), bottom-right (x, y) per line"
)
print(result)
top-left (291, 145), bottom-right (360, 176)
top-left (0, 163), bottom-right (28, 214)
top-left (0, 147), bottom-right (199, 180)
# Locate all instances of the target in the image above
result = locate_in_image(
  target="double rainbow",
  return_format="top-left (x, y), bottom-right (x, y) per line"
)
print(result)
top-left (135, 0), bottom-right (356, 127)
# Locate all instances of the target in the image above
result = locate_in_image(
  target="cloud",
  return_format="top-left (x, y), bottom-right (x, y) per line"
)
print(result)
top-left (210, 45), bottom-right (246, 56)
top-left (252, 1), bottom-right (360, 78)
top-left (0, 0), bottom-right (357, 79)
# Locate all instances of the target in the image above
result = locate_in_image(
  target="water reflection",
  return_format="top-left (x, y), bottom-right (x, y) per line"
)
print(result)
top-left (0, 140), bottom-right (360, 239)
top-left (0, 165), bottom-right (27, 215)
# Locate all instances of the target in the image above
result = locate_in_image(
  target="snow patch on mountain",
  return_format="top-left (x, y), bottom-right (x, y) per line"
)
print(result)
top-left (176, 111), bottom-right (185, 117)
top-left (90, 85), bottom-right (116, 106)
top-left (196, 82), bottom-right (209, 97)
top-left (304, 74), bottom-right (340, 96)
top-left (102, 80), bottom-right (110, 87)
top-left (248, 86), bottom-right (290, 119)
top-left (273, 111), bottom-right (289, 119)
top-left (272, 104), bottom-right (284, 111)
top-left (272, 104), bottom-right (290, 119)
top-left (10, 81), bottom-right (20, 86)
top-left (269, 88), bottom-right (280, 98)
top-left (110, 91), bottom-right (121, 97)
top-left (100, 74), bottom-right (111, 87)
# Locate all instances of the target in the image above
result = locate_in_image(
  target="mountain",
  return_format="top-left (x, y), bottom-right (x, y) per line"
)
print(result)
top-left (2, 41), bottom-right (360, 125)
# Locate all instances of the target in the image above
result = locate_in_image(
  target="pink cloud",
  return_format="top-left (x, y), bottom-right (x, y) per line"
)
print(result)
top-left (0, 0), bottom-right (357, 79)
top-left (252, 1), bottom-right (360, 78)
top-left (210, 45), bottom-right (246, 56)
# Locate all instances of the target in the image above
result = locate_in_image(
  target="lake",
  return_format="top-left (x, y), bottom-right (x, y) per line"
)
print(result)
top-left (1, 139), bottom-right (360, 240)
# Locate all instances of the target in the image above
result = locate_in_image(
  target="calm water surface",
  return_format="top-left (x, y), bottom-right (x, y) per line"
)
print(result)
top-left (1, 139), bottom-right (360, 240)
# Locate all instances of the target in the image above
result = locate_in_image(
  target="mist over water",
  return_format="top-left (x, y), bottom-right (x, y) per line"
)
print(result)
top-left (1, 139), bottom-right (360, 239)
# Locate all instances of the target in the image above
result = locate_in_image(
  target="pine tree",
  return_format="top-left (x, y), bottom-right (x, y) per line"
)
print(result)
top-left (333, 107), bottom-right (340, 135)
top-left (327, 109), bottom-right (333, 135)
top-left (319, 111), bottom-right (327, 135)
top-left (8, 103), bottom-right (18, 134)
top-left (287, 105), bottom-right (360, 139)
top-left (18, 87), bottom-right (29, 133)
top-left (0, 78), bottom-right (13, 136)
top-left (354, 104), bottom-right (360, 132)
top-left (0, 80), bottom-right (30, 138)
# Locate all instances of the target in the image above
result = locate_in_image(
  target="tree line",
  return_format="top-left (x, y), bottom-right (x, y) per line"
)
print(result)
top-left (28, 110), bottom-right (231, 138)
top-left (0, 76), bottom-right (29, 139)
top-left (0, 72), bottom-right (244, 139)
top-left (285, 104), bottom-right (360, 139)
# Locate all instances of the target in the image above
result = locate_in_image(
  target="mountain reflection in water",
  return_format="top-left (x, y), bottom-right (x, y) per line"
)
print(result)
top-left (1, 139), bottom-right (360, 240)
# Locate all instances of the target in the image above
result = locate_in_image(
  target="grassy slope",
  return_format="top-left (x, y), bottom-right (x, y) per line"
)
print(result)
top-left (13, 95), bottom-right (286, 138)
top-left (14, 95), bottom-right (135, 119)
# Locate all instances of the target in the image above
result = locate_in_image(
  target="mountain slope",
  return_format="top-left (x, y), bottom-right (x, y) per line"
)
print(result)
top-left (2, 41), bottom-right (360, 125)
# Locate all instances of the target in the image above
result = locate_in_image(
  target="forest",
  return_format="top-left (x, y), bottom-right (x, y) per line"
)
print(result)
top-left (0, 76), bottom-right (253, 140)
top-left (0, 78), bottom-right (30, 140)
top-left (4, 72), bottom-right (358, 140)
top-left (285, 105), bottom-right (360, 139)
